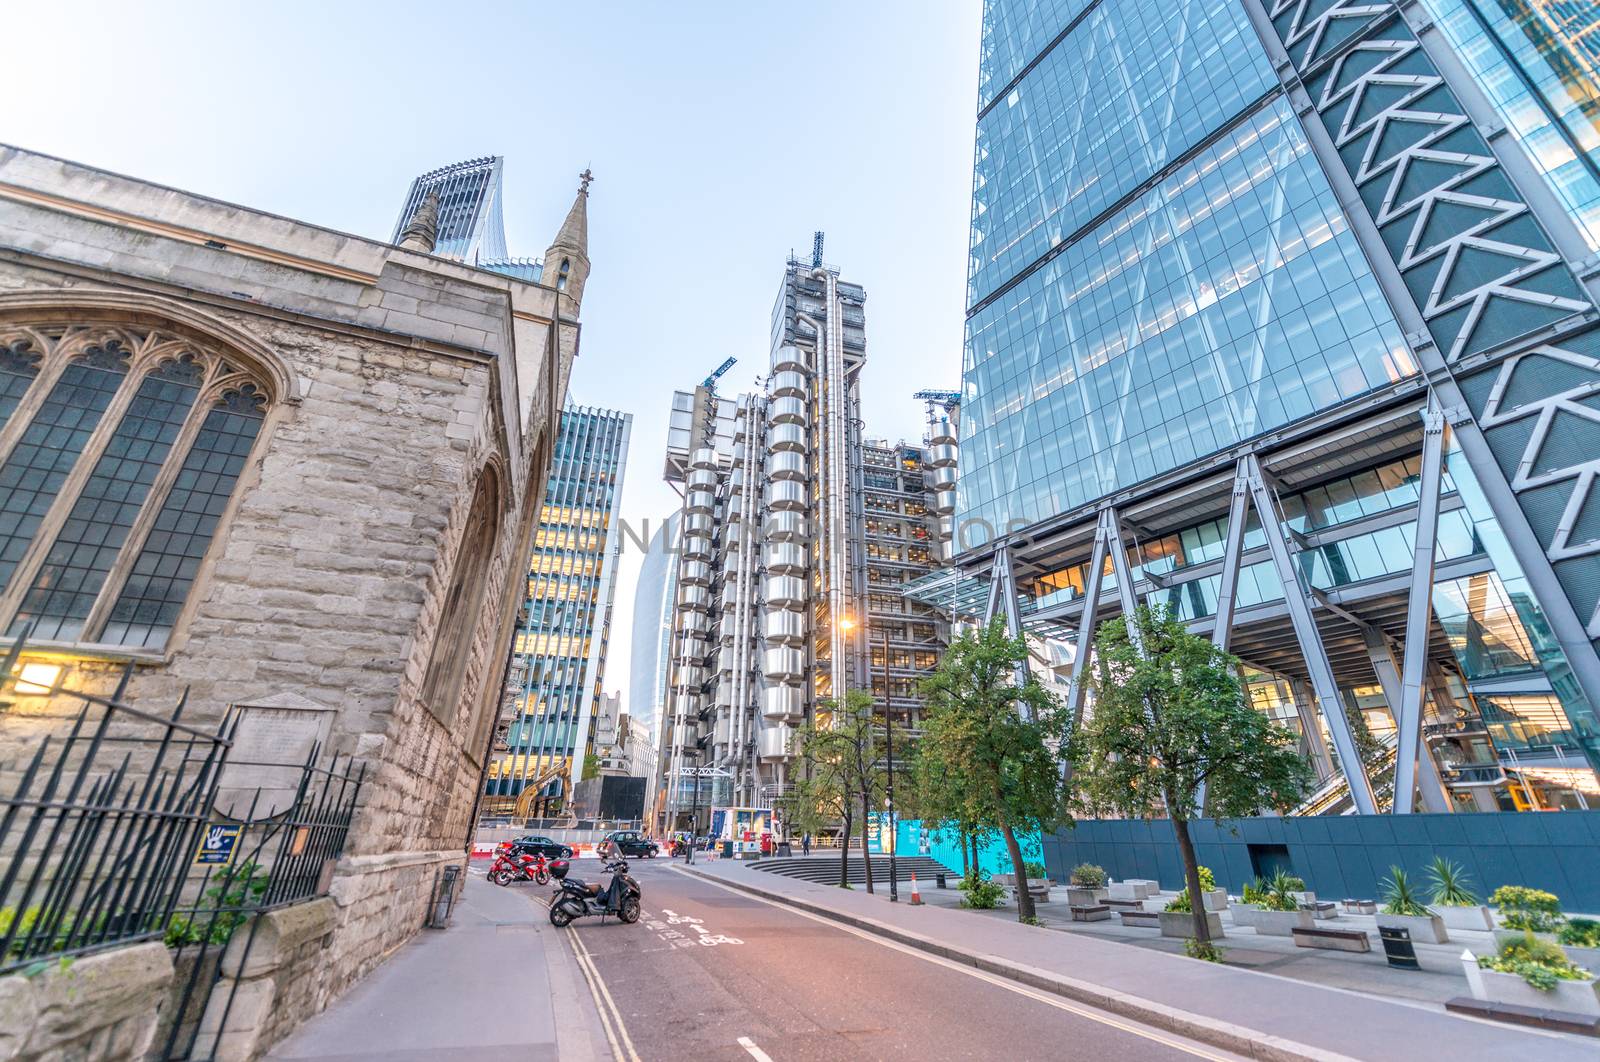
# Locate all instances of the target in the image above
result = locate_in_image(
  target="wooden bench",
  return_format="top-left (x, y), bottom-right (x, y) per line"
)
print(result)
top-left (1070, 904), bottom-right (1111, 923)
top-left (1104, 898), bottom-right (1145, 911)
top-left (1342, 899), bottom-right (1377, 915)
top-left (1292, 926), bottom-right (1370, 952)
top-left (1300, 900), bottom-right (1339, 920)
top-left (1119, 910), bottom-right (1161, 928)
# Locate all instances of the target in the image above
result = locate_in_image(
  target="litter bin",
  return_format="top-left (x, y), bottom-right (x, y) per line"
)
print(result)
top-left (936, 872), bottom-right (947, 889)
top-left (776, 841), bottom-right (793, 857)
top-left (427, 864), bottom-right (461, 929)
top-left (1378, 925), bottom-right (1418, 969)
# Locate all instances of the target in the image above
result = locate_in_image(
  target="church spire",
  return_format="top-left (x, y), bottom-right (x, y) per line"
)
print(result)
top-left (543, 169), bottom-right (592, 305)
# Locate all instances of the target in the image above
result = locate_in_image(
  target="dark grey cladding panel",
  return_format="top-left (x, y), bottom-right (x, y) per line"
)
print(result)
top-left (1266, 0), bottom-right (1600, 650)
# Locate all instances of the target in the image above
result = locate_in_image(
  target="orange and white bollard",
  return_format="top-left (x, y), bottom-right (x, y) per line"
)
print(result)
top-left (909, 873), bottom-right (923, 905)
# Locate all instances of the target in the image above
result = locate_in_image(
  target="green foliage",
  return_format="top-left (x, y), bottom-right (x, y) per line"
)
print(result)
top-left (1490, 885), bottom-right (1564, 933)
top-left (1479, 932), bottom-right (1590, 989)
top-left (916, 620), bottom-right (1068, 921)
top-left (1020, 914), bottom-right (1044, 927)
top-left (1074, 607), bottom-right (1310, 947)
top-left (959, 873), bottom-right (1005, 910)
top-left (1023, 861), bottom-right (1047, 881)
top-left (1425, 856), bottom-right (1478, 907)
top-left (581, 753), bottom-right (600, 782)
top-left (1073, 607), bottom-right (1312, 823)
top-left (1260, 871), bottom-right (1301, 912)
top-left (1166, 867), bottom-right (1218, 911)
top-left (165, 862), bottom-right (270, 948)
top-left (1380, 867), bottom-right (1429, 917)
top-left (1069, 863), bottom-right (1107, 888)
top-left (1558, 918), bottom-right (1600, 949)
top-left (1240, 878), bottom-right (1267, 906)
top-left (1184, 939), bottom-right (1225, 963)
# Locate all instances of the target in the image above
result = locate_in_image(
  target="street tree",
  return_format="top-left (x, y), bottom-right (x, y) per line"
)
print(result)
top-left (1074, 605), bottom-right (1312, 951)
top-left (917, 620), bottom-right (1068, 921)
top-left (786, 692), bottom-right (892, 891)
top-left (778, 727), bottom-right (851, 886)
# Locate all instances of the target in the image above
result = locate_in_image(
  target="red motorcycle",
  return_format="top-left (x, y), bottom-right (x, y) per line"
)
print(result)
top-left (490, 849), bottom-right (549, 887)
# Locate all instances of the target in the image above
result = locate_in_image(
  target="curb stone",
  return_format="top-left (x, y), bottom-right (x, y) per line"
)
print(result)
top-left (680, 866), bottom-right (1358, 1062)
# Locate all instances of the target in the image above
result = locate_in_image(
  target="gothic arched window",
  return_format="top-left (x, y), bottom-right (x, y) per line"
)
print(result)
top-left (0, 321), bottom-right (272, 650)
top-left (556, 258), bottom-right (571, 291)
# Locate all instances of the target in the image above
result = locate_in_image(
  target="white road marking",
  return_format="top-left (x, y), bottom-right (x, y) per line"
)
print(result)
top-left (672, 867), bottom-right (1238, 1062)
top-left (564, 926), bottom-right (643, 1062)
top-left (737, 1035), bottom-right (775, 1062)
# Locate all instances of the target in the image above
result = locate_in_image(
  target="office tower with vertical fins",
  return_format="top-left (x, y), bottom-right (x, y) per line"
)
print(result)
top-left (485, 405), bottom-right (631, 815)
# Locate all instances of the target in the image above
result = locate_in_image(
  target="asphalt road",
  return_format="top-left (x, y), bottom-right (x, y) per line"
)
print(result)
top-left (555, 859), bottom-right (1244, 1062)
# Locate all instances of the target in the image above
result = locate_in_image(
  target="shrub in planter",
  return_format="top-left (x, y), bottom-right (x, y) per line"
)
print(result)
top-left (960, 873), bottom-right (1005, 910)
top-left (1023, 861), bottom-right (1048, 883)
top-left (1378, 866), bottom-right (1448, 944)
top-left (1469, 932), bottom-right (1599, 1016)
top-left (1425, 856), bottom-right (1492, 931)
top-left (1490, 885), bottom-right (1564, 933)
top-left (1069, 863), bottom-right (1107, 888)
top-left (1558, 917), bottom-right (1600, 970)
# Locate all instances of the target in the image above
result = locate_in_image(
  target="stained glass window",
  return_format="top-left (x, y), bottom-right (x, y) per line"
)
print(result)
top-left (102, 386), bottom-right (265, 649)
top-left (13, 356), bottom-right (205, 640)
top-left (0, 341), bottom-right (42, 433)
top-left (0, 342), bottom-right (131, 590)
top-left (0, 322), bottom-right (270, 650)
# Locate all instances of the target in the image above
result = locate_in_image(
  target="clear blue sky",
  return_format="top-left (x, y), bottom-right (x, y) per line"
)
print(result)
top-left (4, 0), bottom-right (982, 703)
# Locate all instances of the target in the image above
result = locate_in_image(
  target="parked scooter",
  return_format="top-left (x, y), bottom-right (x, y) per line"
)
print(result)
top-left (489, 850), bottom-right (549, 887)
top-left (548, 858), bottom-right (640, 926)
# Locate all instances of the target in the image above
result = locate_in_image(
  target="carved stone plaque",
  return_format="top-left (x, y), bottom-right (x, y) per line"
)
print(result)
top-left (214, 692), bottom-right (336, 820)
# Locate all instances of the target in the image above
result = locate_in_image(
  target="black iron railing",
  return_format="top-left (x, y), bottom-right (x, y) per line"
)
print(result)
top-left (0, 655), bottom-right (234, 972)
top-left (0, 633), bottom-right (364, 1060)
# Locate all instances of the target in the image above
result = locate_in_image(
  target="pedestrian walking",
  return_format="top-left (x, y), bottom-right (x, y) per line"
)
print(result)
top-left (802, 833), bottom-right (811, 856)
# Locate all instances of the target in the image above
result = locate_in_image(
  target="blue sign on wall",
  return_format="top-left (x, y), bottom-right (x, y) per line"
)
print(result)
top-left (193, 824), bottom-right (242, 866)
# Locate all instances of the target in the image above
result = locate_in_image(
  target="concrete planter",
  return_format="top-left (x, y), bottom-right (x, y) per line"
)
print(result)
top-left (1562, 944), bottom-right (1600, 973)
top-left (1201, 888), bottom-right (1228, 912)
top-left (1066, 886), bottom-right (1107, 906)
top-left (1290, 890), bottom-right (1316, 906)
top-left (1431, 904), bottom-right (1494, 933)
top-left (1463, 959), bottom-right (1600, 1018)
top-left (1108, 880), bottom-right (1154, 901)
top-left (1158, 911), bottom-right (1224, 940)
top-left (1491, 928), bottom-right (1554, 951)
top-left (1376, 912), bottom-right (1448, 945)
top-left (1231, 903), bottom-right (1261, 928)
top-left (1254, 909), bottom-right (1313, 936)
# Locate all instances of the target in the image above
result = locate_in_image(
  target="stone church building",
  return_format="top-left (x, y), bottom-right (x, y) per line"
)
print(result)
top-left (0, 144), bottom-right (589, 1020)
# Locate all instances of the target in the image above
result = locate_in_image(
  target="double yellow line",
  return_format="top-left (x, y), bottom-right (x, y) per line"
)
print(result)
top-left (565, 925), bottom-right (643, 1062)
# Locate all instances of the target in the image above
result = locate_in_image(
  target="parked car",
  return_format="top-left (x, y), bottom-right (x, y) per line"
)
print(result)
top-left (500, 834), bottom-right (574, 860)
top-left (602, 830), bottom-right (660, 858)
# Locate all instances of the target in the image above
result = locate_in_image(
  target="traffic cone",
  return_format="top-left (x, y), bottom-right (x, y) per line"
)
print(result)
top-left (909, 873), bottom-right (923, 905)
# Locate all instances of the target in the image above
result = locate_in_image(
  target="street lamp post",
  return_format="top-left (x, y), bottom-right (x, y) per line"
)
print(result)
top-left (883, 622), bottom-right (897, 903)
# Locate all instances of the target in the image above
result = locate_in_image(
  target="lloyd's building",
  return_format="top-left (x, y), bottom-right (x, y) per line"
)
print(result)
top-left (954, 0), bottom-right (1600, 814)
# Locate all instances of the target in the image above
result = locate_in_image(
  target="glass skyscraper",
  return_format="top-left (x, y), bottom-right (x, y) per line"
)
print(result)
top-left (392, 156), bottom-right (510, 264)
top-left (963, 0), bottom-right (1600, 812)
top-left (484, 405), bottom-right (631, 814)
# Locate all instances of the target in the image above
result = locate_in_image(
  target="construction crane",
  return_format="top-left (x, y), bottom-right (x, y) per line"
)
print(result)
top-left (702, 357), bottom-right (737, 394)
top-left (912, 389), bottom-right (961, 417)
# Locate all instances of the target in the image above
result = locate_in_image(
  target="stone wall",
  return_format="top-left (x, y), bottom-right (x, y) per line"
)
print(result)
top-left (195, 898), bottom-right (337, 1061)
top-left (0, 943), bottom-right (174, 1061)
top-left (0, 145), bottom-right (580, 1044)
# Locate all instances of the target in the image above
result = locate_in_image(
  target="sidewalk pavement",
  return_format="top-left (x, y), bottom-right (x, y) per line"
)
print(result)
top-left (268, 876), bottom-right (609, 1061)
top-left (683, 859), bottom-right (1594, 1062)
